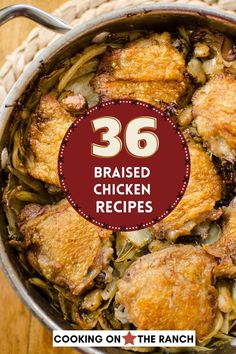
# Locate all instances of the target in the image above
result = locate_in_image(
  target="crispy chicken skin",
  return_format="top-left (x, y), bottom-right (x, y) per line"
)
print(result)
top-left (92, 33), bottom-right (189, 107)
top-left (26, 96), bottom-right (75, 187)
top-left (153, 139), bottom-right (222, 240)
top-left (205, 198), bottom-right (236, 278)
top-left (18, 199), bottom-right (113, 295)
top-left (192, 74), bottom-right (236, 161)
top-left (116, 245), bottom-right (217, 339)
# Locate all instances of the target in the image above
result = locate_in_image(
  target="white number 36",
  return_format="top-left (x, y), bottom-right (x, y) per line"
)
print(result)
top-left (91, 116), bottom-right (159, 158)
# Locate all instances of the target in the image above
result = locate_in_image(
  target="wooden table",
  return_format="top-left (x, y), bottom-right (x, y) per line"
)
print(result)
top-left (0, 1), bottom-right (78, 353)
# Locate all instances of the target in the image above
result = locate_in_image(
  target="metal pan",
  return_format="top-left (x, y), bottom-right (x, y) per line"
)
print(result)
top-left (0, 3), bottom-right (236, 353)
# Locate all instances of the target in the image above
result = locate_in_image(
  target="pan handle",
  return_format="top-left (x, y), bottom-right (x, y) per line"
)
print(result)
top-left (0, 4), bottom-right (72, 33)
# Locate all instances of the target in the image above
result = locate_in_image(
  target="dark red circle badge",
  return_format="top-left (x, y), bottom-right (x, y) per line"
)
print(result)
top-left (59, 100), bottom-right (190, 231)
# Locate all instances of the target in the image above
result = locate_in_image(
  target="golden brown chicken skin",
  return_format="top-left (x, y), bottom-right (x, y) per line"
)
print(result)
top-left (205, 198), bottom-right (236, 278)
top-left (18, 199), bottom-right (113, 295)
top-left (192, 74), bottom-right (236, 162)
top-left (116, 245), bottom-right (217, 340)
top-left (26, 96), bottom-right (78, 187)
top-left (92, 33), bottom-right (189, 107)
top-left (153, 139), bottom-right (222, 241)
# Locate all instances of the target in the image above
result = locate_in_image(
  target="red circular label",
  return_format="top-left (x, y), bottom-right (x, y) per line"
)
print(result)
top-left (59, 100), bottom-right (190, 231)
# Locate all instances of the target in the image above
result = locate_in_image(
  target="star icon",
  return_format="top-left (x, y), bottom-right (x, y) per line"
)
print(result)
top-left (122, 331), bottom-right (136, 345)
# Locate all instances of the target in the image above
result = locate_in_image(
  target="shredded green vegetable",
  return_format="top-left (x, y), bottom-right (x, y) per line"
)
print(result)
top-left (58, 44), bottom-right (107, 92)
